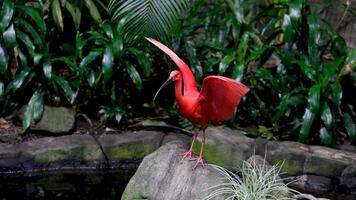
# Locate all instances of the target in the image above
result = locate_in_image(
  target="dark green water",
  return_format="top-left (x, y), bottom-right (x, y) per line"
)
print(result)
top-left (0, 170), bottom-right (134, 200)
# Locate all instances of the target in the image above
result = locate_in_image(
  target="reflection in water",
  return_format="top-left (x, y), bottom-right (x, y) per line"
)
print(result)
top-left (0, 170), bottom-right (134, 200)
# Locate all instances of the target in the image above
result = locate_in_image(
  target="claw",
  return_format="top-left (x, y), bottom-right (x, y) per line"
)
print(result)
top-left (192, 156), bottom-right (205, 169)
top-left (181, 149), bottom-right (194, 161)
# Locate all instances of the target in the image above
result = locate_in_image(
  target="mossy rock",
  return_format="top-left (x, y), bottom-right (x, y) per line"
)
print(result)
top-left (99, 131), bottom-right (164, 161)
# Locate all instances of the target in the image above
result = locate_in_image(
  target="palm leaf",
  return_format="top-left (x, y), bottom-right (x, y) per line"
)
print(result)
top-left (108, 0), bottom-right (189, 39)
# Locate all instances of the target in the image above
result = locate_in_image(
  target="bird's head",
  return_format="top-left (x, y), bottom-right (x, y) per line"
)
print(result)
top-left (153, 70), bottom-right (183, 102)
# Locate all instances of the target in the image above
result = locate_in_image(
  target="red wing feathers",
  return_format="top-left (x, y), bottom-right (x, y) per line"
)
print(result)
top-left (198, 76), bottom-right (249, 123)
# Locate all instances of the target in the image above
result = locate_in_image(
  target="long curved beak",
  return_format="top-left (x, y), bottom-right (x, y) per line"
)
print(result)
top-left (153, 76), bottom-right (173, 102)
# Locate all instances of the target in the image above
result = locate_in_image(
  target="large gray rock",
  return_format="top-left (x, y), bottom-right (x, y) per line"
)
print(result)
top-left (266, 141), bottom-right (309, 175)
top-left (289, 175), bottom-right (334, 194)
top-left (304, 146), bottom-right (356, 176)
top-left (193, 128), bottom-right (257, 171)
top-left (20, 135), bottom-right (104, 169)
top-left (30, 106), bottom-right (75, 134)
top-left (193, 128), bottom-right (356, 177)
top-left (121, 140), bottom-right (228, 200)
top-left (98, 130), bottom-right (165, 160)
top-left (0, 143), bottom-right (22, 170)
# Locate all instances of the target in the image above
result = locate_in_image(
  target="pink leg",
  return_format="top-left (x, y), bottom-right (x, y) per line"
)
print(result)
top-left (193, 129), bottom-right (206, 169)
top-left (181, 126), bottom-right (198, 160)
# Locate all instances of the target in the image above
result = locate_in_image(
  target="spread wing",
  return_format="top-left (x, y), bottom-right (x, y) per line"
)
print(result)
top-left (198, 76), bottom-right (249, 123)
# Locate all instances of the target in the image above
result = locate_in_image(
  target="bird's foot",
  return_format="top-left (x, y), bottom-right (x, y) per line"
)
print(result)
top-left (192, 156), bottom-right (205, 170)
top-left (181, 149), bottom-right (194, 161)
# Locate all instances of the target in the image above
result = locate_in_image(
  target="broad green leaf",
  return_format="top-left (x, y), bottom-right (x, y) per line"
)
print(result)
top-left (102, 22), bottom-right (113, 39)
top-left (320, 102), bottom-right (333, 129)
top-left (297, 56), bottom-right (316, 81)
top-left (307, 14), bottom-right (320, 64)
top-left (52, 57), bottom-right (77, 74)
top-left (19, 5), bottom-right (46, 35)
top-left (102, 47), bottom-right (114, 81)
top-left (85, 68), bottom-right (96, 87)
top-left (115, 112), bottom-right (122, 124)
top-left (319, 127), bottom-right (333, 146)
top-left (0, 80), bottom-right (4, 98)
top-left (272, 88), bottom-right (305, 122)
top-left (51, 0), bottom-right (64, 31)
top-left (128, 48), bottom-right (151, 77)
top-left (307, 84), bottom-right (321, 113)
top-left (84, 0), bottom-right (102, 23)
top-left (126, 61), bottom-right (142, 91)
top-left (345, 48), bottom-right (356, 70)
top-left (18, 48), bottom-right (28, 67)
top-left (5, 68), bottom-right (31, 93)
top-left (34, 53), bottom-right (43, 66)
top-left (43, 61), bottom-right (52, 80)
top-left (3, 23), bottom-right (16, 48)
top-left (0, 0), bottom-right (14, 32)
top-left (111, 37), bottom-right (123, 57)
top-left (65, 1), bottom-right (81, 30)
top-left (16, 30), bottom-right (35, 57)
top-left (52, 75), bottom-right (77, 104)
top-left (80, 51), bottom-right (101, 72)
top-left (237, 33), bottom-right (248, 63)
top-left (232, 63), bottom-right (244, 81)
top-left (343, 113), bottom-right (356, 143)
top-left (320, 58), bottom-right (343, 89)
top-left (331, 83), bottom-right (342, 106)
top-left (219, 54), bottom-right (235, 75)
top-left (23, 90), bottom-right (44, 132)
top-left (0, 44), bottom-right (9, 74)
top-left (299, 108), bottom-right (315, 143)
top-left (16, 18), bottom-right (42, 46)
top-left (289, 0), bottom-right (302, 27)
top-left (282, 14), bottom-right (292, 42)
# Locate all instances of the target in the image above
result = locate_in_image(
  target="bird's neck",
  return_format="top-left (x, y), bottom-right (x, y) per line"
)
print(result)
top-left (177, 63), bottom-right (198, 93)
top-left (174, 78), bottom-right (184, 102)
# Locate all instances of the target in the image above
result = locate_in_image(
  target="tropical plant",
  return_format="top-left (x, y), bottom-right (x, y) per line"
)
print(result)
top-left (0, 0), bottom-right (78, 131)
top-left (49, 0), bottom-right (107, 31)
top-left (203, 156), bottom-right (298, 200)
top-left (76, 20), bottom-right (152, 124)
top-left (174, 0), bottom-right (355, 145)
top-left (108, 0), bottom-right (190, 41)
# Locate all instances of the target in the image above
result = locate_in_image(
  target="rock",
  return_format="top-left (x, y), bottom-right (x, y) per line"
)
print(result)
top-left (304, 146), bottom-right (355, 176)
top-left (122, 140), bottom-right (228, 200)
top-left (293, 193), bottom-right (330, 200)
top-left (98, 131), bottom-right (165, 160)
top-left (0, 143), bottom-right (23, 171)
top-left (161, 132), bottom-right (191, 145)
top-left (289, 174), bottom-right (334, 194)
top-left (193, 127), bottom-right (257, 171)
top-left (30, 106), bottom-right (75, 134)
top-left (337, 144), bottom-right (356, 154)
top-left (266, 141), bottom-right (309, 175)
top-left (20, 135), bottom-right (104, 169)
top-left (342, 164), bottom-right (356, 177)
top-left (339, 164), bottom-right (356, 195)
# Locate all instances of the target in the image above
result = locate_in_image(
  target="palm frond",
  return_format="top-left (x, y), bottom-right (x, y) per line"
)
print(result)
top-left (108, 0), bottom-right (189, 39)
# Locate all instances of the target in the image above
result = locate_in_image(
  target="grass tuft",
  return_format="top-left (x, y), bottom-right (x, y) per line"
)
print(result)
top-left (203, 156), bottom-right (299, 200)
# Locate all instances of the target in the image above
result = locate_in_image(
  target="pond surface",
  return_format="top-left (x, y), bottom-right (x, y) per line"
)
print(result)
top-left (0, 170), bottom-right (134, 200)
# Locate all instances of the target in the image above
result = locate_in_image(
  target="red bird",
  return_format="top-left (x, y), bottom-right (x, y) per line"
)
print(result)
top-left (146, 37), bottom-right (249, 169)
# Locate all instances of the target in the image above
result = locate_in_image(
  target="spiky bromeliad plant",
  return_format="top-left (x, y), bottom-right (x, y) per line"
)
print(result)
top-left (203, 156), bottom-right (298, 200)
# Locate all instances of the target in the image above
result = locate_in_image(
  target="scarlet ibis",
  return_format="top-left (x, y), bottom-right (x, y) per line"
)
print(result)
top-left (146, 37), bottom-right (249, 169)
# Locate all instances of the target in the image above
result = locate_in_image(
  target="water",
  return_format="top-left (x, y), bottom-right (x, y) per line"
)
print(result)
top-left (0, 170), bottom-right (134, 200)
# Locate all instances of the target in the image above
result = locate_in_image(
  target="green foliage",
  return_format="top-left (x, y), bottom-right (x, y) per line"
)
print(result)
top-left (50, 0), bottom-right (106, 30)
top-left (108, 0), bottom-right (190, 40)
top-left (1, 0), bottom-right (181, 129)
top-left (174, 0), bottom-right (355, 146)
top-left (203, 156), bottom-right (298, 200)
